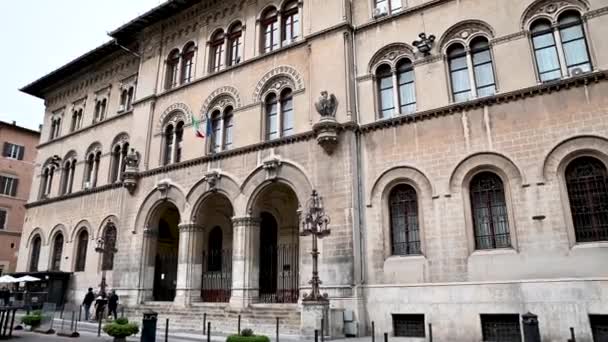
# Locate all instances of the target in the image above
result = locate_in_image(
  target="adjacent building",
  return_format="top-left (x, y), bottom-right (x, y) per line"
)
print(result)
top-left (16, 0), bottom-right (608, 340)
top-left (0, 121), bottom-right (39, 274)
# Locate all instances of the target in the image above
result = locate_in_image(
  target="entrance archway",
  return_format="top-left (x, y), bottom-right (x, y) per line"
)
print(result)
top-left (251, 183), bottom-right (300, 303)
top-left (151, 203), bottom-right (180, 302)
top-left (194, 193), bottom-right (234, 303)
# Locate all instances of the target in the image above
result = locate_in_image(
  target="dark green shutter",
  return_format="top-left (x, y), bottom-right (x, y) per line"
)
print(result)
top-left (11, 178), bottom-right (18, 197)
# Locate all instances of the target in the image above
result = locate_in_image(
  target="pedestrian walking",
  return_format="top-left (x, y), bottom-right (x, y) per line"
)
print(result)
top-left (82, 287), bottom-right (95, 321)
top-left (108, 290), bottom-right (119, 320)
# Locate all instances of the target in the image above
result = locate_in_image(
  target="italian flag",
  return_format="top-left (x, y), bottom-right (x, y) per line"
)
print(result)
top-left (192, 116), bottom-right (205, 139)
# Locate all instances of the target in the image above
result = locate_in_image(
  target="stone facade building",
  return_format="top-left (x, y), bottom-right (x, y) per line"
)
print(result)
top-left (17, 0), bottom-right (608, 340)
top-left (0, 121), bottom-right (39, 274)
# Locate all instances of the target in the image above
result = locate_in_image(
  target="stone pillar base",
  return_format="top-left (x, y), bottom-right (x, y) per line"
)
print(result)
top-left (173, 289), bottom-right (198, 307)
top-left (301, 300), bottom-right (329, 337)
top-left (229, 288), bottom-right (259, 310)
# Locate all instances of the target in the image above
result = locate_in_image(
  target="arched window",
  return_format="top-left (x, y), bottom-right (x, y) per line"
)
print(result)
top-left (75, 230), bottom-right (89, 272)
top-left (84, 151), bottom-right (101, 188)
top-left (227, 22), bottom-right (243, 67)
top-left (126, 88), bottom-right (134, 110)
top-left (565, 157), bottom-right (608, 243)
top-left (447, 43), bottom-right (472, 102)
top-left (181, 43), bottom-right (196, 84)
top-left (470, 37), bottom-right (496, 97)
top-left (262, 7), bottom-right (279, 53)
top-left (51, 233), bottom-right (64, 271)
top-left (100, 99), bottom-right (107, 120)
top-left (376, 64), bottom-right (395, 118)
top-left (396, 59), bottom-right (416, 114)
top-left (209, 30), bottom-right (225, 73)
top-left (102, 223), bottom-right (117, 271)
top-left (531, 19), bottom-right (561, 82)
top-left (71, 110), bottom-right (78, 132)
top-left (265, 93), bottom-right (279, 140)
top-left (470, 172), bottom-right (511, 250)
top-left (110, 145), bottom-right (122, 183)
top-left (175, 122), bottom-right (184, 163)
top-left (163, 125), bottom-right (174, 165)
top-left (389, 184), bottom-right (421, 255)
top-left (280, 89), bottom-right (294, 137)
top-left (207, 226), bottom-right (223, 272)
top-left (120, 142), bottom-right (129, 177)
top-left (558, 11), bottom-right (592, 75)
top-left (211, 110), bottom-right (222, 153)
top-left (40, 163), bottom-right (57, 198)
top-left (119, 90), bottom-right (127, 111)
top-left (29, 235), bottom-right (41, 272)
top-left (282, 1), bottom-right (299, 45)
top-left (223, 107), bottom-right (234, 150)
top-left (165, 49), bottom-right (180, 90)
top-left (60, 159), bottom-right (76, 195)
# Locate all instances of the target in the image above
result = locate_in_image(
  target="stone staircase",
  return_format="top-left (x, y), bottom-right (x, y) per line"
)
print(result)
top-left (124, 303), bottom-right (302, 337)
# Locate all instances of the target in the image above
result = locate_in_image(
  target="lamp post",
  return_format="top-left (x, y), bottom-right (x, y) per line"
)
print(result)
top-left (300, 190), bottom-right (331, 302)
top-left (94, 237), bottom-right (116, 297)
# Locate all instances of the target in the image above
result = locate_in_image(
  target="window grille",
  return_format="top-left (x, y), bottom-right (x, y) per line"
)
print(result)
top-left (393, 314), bottom-right (425, 338)
top-left (481, 314), bottom-right (521, 342)
top-left (566, 157), bottom-right (608, 243)
top-left (470, 172), bottom-right (511, 250)
top-left (389, 184), bottom-right (421, 255)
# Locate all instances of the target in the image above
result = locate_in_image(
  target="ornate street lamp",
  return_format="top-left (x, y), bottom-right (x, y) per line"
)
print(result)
top-left (95, 237), bottom-right (116, 297)
top-left (412, 32), bottom-right (436, 56)
top-left (300, 190), bottom-right (331, 302)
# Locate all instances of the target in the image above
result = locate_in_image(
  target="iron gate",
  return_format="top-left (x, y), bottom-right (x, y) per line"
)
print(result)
top-left (259, 244), bottom-right (299, 304)
top-left (153, 253), bottom-right (178, 302)
top-left (201, 249), bottom-right (232, 302)
top-left (591, 315), bottom-right (608, 342)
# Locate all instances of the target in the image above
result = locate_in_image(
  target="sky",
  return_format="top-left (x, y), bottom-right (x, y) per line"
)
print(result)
top-left (0, 0), bottom-right (165, 131)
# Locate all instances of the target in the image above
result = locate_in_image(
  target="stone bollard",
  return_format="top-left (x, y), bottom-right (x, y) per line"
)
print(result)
top-left (141, 310), bottom-right (158, 342)
top-left (522, 312), bottom-right (541, 342)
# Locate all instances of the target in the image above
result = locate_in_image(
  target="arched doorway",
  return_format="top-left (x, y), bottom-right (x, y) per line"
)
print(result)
top-left (252, 183), bottom-right (300, 303)
top-left (195, 193), bottom-right (234, 303)
top-left (151, 204), bottom-right (180, 302)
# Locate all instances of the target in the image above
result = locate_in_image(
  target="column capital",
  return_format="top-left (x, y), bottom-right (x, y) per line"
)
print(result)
top-left (178, 223), bottom-right (204, 233)
top-left (232, 216), bottom-right (260, 227)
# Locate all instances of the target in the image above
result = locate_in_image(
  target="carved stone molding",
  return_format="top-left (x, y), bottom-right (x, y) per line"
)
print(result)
top-left (156, 179), bottom-right (172, 199)
top-left (369, 43), bottom-right (415, 73)
top-left (178, 223), bottom-right (204, 233)
top-left (263, 156), bottom-right (282, 180)
top-left (232, 216), bottom-right (261, 227)
top-left (200, 86), bottom-right (241, 115)
top-left (521, 0), bottom-right (589, 26)
top-left (203, 170), bottom-right (222, 191)
top-left (438, 20), bottom-right (495, 50)
top-left (158, 103), bottom-right (193, 132)
top-left (253, 66), bottom-right (304, 102)
top-left (313, 118), bottom-right (341, 155)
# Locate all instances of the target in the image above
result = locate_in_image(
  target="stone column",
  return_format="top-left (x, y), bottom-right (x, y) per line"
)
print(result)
top-left (174, 223), bottom-right (204, 307)
top-left (138, 227), bottom-right (157, 303)
top-left (229, 216), bottom-right (260, 310)
top-left (301, 301), bottom-right (330, 338)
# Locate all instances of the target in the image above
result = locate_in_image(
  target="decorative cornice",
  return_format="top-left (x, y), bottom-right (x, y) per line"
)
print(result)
top-left (359, 70), bottom-right (607, 134)
top-left (585, 5), bottom-right (608, 19)
top-left (25, 182), bottom-right (124, 208)
top-left (491, 31), bottom-right (526, 45)
top-left (232, 217), bottom-right (261, 227)
top-left (178, 223), bottom-right (204, 233)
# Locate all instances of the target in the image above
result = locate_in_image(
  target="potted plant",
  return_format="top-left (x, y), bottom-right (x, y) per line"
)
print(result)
top-left (20, 310), bottom-right (42, 331)
top-left (226, 328), bottom-right (271, 342)
top-left (103, 317), bottom-right (139, 342)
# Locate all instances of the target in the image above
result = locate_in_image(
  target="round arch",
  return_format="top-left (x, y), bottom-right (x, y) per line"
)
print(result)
top-left (542, 135), bottom-right (608, 182)
top-left (449, 152), bottom-right (525, 194)
top-left (187, 171), bottom-right (240, 222)
top-left (26, 228), bottom-right (46, 248)
top-left (47, 224), bottom-right (68, 246)
top-left (368, 43), bottom-right (415, 74)
top-left (70, 219), bottom-right (93, 243)
top-left (157, 103), bottom-right (193, 133)
top-left (200, 86), bottom-right (242, 117)
top-left (253, 66), bottom-right (304, 103)
top-left (521, 0), bottom-right (589, 29)
top-left (97, 215), bottom-right (120, 240)
top-left (368, 165), bottom-right (436, 207)
top-left (240, 159), bottom-right (313, 217)
top-left (438, 20), bottom-right (495, 54)
top-left (133, 182), bottom-right (188, 234)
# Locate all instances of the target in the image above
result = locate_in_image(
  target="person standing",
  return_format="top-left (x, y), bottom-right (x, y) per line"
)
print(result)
top-left (0, 287), bottom-right (8, 306)
top-left (82, 288), bottom-right (95, 321)
top-left (107, 290), bottom-right (119, 320)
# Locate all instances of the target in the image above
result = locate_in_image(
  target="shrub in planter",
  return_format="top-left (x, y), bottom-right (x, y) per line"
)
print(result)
top-left (103, 318), bottom-right (139, 342)
top-left (21, 311), bottom-right (42, 329)
top-left (226, 329), bottom-right (270, 342)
